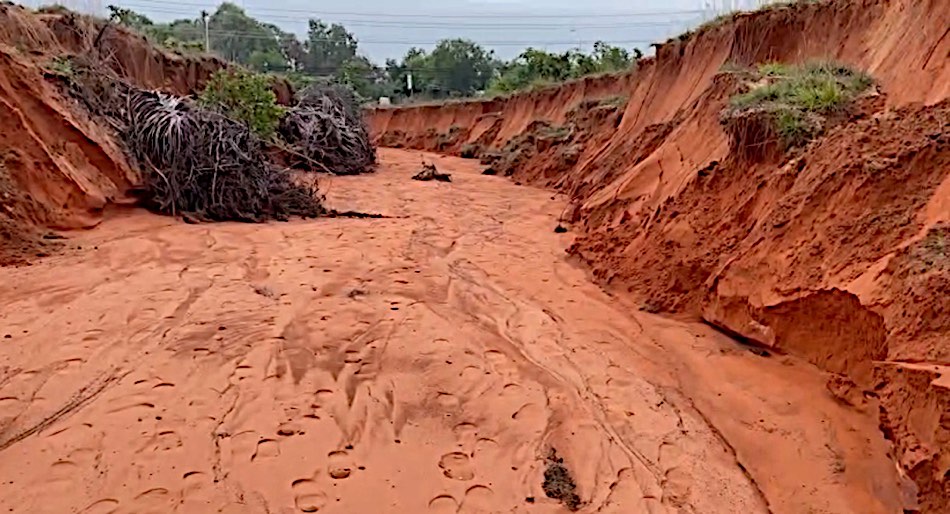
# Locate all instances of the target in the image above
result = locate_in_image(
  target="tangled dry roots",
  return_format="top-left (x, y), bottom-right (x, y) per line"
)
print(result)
top-left (69, 60), bottom-right (323, 222)
top-left (279, 84), bottom-right (376, 175)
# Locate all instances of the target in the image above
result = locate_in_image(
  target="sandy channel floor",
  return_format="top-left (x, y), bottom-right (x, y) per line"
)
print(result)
top-left (0, 149), bottom-right (902, 513)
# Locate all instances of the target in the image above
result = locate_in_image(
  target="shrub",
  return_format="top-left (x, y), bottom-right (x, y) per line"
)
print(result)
top-left (46, 55), bottom-right (74, 79)
top-left (730, 61), bottom-right (871, 111)
top-left (598, 95), bottom-right (628, 108)
top-left (199, 69), bottom-right (284, 138)
top-left (459, 143), bottom-right (480, 158)
top-left (758, 61), bottom-right (792, 77)
top-left (726, 61), bottom-right (873, 148)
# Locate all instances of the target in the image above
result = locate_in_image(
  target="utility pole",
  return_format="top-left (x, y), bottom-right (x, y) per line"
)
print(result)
top-left (201, 10), bottom-right (210, 53)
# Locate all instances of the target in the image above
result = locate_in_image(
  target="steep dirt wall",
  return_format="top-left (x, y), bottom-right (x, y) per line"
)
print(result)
top-left (371, 72), bottom-right (636, 152)
top-left (0, 3), bottom-right (235, 262)
top-left (366, 0), bottom-right (950, 509)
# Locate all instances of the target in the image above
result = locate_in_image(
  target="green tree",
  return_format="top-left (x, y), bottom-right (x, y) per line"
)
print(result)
top-left (592, 41), bottom-right (632, 73)
top-left (488, 44), bottom-right (641, 94)
top-left (338, 56), bottom-right (393, 100)
top-left (107, 5), bottom-right (154, 32)
top-left (385, 48), bottom-right (429, 96)
top-left (386, 41), bottom-right (496, 99)
top-left (425, 39), bottom-right (496, 95)
top-left (199, 69), bottom-right (285, 138)
top-left (207, 3), bottom-right (288, 71)
top-left (304, 20), bottom-right (358, 76)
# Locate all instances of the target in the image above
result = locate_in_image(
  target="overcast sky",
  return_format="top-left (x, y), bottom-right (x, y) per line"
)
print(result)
top-left (36, 0), bottom-right (763, 61)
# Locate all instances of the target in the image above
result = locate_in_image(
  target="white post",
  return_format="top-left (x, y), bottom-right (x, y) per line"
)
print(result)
top-left (201, 10), bottom-right (210, 53)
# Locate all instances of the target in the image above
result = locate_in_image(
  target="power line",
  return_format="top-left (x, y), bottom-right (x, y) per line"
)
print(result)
top-left (199, 28), bottom-right (657, 47)
top-left (116, 0), bottom-right (705, 20)
top-left (137, 11), bottom-right (691, 29)
top-left (116, 2), bottom-right (699, 30)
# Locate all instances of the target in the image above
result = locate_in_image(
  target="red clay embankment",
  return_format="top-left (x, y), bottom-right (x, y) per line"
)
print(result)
top-left (367, 0), bottom-right (950, 510)
top-left (0, 4), bottom-right (231, 264)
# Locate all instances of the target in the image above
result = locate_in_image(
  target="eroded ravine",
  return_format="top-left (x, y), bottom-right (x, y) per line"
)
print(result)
top-left (0, 149), bottom-right (901, 513)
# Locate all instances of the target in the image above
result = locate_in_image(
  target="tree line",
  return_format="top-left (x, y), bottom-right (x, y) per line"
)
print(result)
top-left (106, 3), bottom-right (643, 102)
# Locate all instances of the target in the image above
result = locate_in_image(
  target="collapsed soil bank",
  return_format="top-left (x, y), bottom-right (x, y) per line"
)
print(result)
top-left (0, 4), bottom-right (237, 265)
top-left (367, 0), bottom-right (950, 510)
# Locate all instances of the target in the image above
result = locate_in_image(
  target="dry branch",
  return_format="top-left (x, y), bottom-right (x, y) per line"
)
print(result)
top-left (67, 58), bottom-right (324, 222)
top-left (279, 84), bottom-right (376, 175)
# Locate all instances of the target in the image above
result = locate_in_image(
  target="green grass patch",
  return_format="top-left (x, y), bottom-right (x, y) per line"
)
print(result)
top-left (727, 61), bottom-right (873, 148)
top-left (757, 61), bottom-right (793, 77)
top-left (731, 61), bottom-right (872, 111)
top-left (45, 55), bottom-right (74, 79)
top-left (597, 95), bottom-right (628, 108)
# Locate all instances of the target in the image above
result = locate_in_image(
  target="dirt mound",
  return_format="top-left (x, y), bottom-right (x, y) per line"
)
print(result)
top-left (366, 0), bottom-right (950, 508)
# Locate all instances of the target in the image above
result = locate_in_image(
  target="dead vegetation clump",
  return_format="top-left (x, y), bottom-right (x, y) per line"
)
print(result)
top-left (542, 449), bottom-right (581, 511)
top-left (721, 61), bottom-right (874, 152)
top-left (412, 162), bottom-right (452, 182)
top-left (67, 58), bottom-right (324, 222)
top-left (436, 125), bottom-right (466, 151)
top-left (278, 83), bottom-right (376, 175)
top-left (459, 142), bottom-right (481, 158)
top-left (378, 129), bottom-right (407, 148)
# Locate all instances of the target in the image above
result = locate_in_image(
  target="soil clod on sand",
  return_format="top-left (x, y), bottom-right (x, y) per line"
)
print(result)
top-left (412, 162), bottom-right (452, 182)
top-left (542, 448), bottom-right (581, 511)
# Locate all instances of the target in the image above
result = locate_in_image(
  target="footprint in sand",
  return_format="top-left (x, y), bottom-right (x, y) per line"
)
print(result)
top-left (49, 460), bottom-right (79, 482)
top-left (458, 485), bottom-right (494, 513)
top-left (131, 488), bottom-right (172, 511)
top-left (328, 450), bottom-right (354, 479)
top-left (182, 471), bottom-right (211, 501)
top-left (313, 389), bottom-right (335, 405)
top-left (483, 350), bottom-right (518, 375)
top-left (252, 439), bottom-right (280, 460)
top-left (453, 422), bottom-right (478, 452)
top-left (292, 478), bottom-right (327, 512)
top-left (81, 498), bottom-right (119, 514)
top-left (435, 392), bottom-right (460, 409)
top-left (511, 403), bottom-right (546, 424)
top-left (500, 383), bottom-right (524, 397)
top-left (344, 350), bottom-right (362, 364)
top-left (439, 452), bottom-right (475, 480)
top-left (427, 495), bottom-right (459, 513)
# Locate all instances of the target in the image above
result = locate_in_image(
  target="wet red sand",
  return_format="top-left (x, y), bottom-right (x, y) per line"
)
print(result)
top-left (0, 150), bottom-right (903, 513)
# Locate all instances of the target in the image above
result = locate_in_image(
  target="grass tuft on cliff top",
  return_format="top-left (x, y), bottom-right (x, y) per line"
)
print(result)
top-left (726, 61), bottom-right (873, 147)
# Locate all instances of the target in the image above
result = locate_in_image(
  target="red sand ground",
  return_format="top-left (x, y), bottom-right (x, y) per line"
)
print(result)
top-left (0, 0), bottom-right (947, 511)
top-left (368, 0), bottom-right (950, 510)
top-left (0, 149), bottom-right (907, 513)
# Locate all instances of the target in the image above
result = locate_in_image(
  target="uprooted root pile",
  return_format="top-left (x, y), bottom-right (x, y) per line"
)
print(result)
top-left (279, 84), bottom-right (376, 175)
top-left (67, 58), bottom-right (323, 222)
top-left (412, 163), bottom-right (452, 182)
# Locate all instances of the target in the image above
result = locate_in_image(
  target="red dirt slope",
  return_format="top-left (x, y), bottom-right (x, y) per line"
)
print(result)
top-left (366, 0), bottom-right (950, 510)
top-left (0, 4), bottom-right (230, 264)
